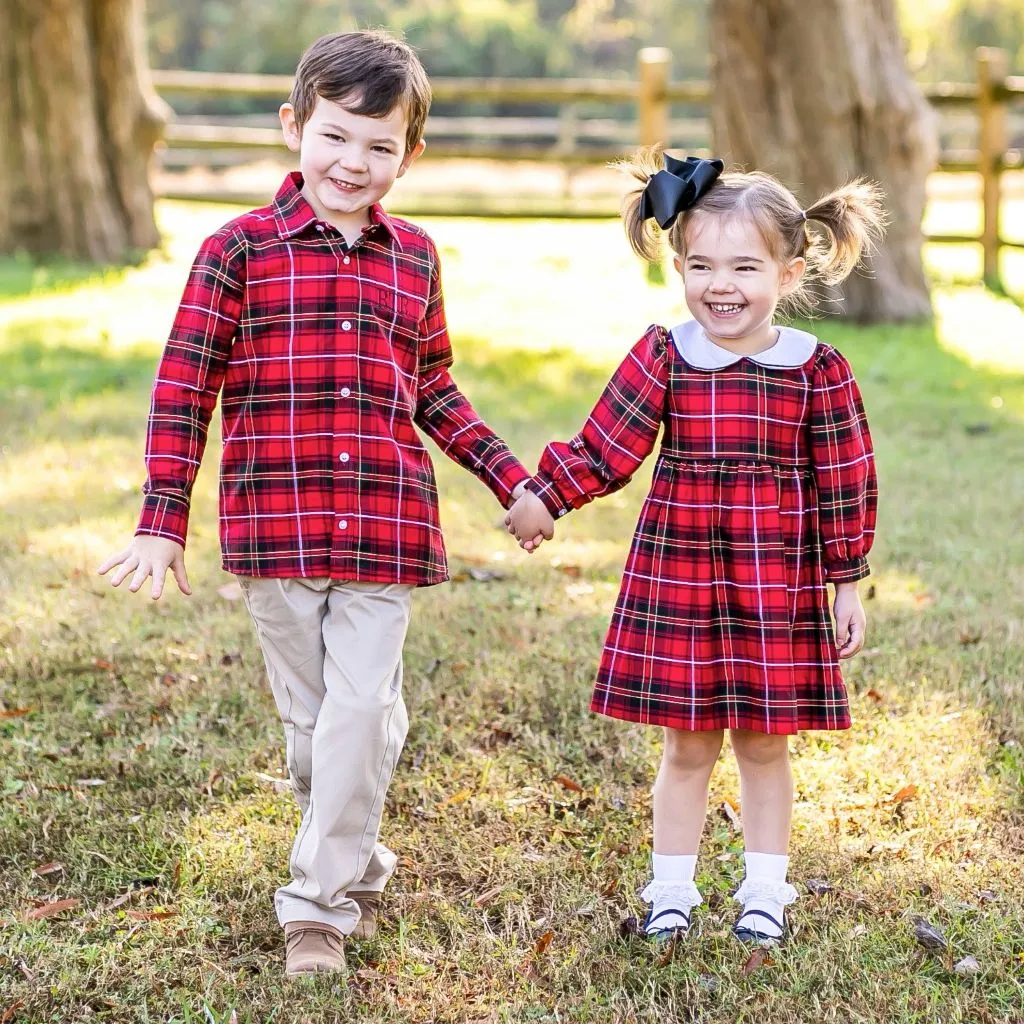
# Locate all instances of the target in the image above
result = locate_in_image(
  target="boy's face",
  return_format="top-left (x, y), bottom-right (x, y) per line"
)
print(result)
top-left (280, 95), bottom-right (425, 225)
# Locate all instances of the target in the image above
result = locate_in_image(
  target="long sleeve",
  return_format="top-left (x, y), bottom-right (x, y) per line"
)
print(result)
top-left (525, 326), bottom-right (669, 519)
top-left (135, 229), bottom-right (245, 546)
top-left (809, 347), bottom-right (878, 582)
top-left (413, 239), bottom-right (529, 507)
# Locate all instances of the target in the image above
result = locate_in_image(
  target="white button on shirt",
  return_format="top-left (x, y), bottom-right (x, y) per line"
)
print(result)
top-left (343, 256), bottom-right (351, 265)
top-left (337, 519), bottom-right (348, 530)
top-left (339, 387), bottom-right (351, 398)
top-left (342, 320), bottom-right (352, 331)
top-left (339, 452), bottom-right (350, 463)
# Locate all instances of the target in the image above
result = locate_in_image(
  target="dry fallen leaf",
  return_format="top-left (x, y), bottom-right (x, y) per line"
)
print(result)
top-left (553, 774), bottom-right (584, 794)
top-left (912, 916), bottom-right (947, 951)
top-left (93, 658), bottom-right (116, 671)
top-left (656, 929), bottom-right (680, 967)
top-left (0, 708), bottom-right (33, 719)
top-left (953, 955), bottom-right (980, 976)
top-left (740, 948), bottom-right (771, 976)
top-left (21, 898), bottom-right (81, 921)
top-left (355, 967), bottom-right (387, 983)
top-left (442, 788), bottom-right (472, 807)
top-left (532, 929), bottom-right (554, 956)
top-left (805, 878), bottom-right (833, 896)
top-left (32, 861), bottom-right (64, 877)
top-left (720, 800), bottom-right (742, 830)
top-left (1, 1001), bottom-right (25, 1024)
top-left (126, 910), bottom-right (177, 921)
top-left (866, 688), bottom-right (885, 703)
top-left (891, 784), bottom-right (919, 804)
top-left (473, 886), bottom-right (503, 907)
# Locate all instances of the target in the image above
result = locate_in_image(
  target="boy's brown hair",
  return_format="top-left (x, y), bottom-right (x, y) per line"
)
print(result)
top-left (288, 30), bottom-right (431, 154)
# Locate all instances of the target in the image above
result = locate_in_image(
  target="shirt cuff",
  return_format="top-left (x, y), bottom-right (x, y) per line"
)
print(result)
top-left (524, 475), bottom-right (570, 520)
top-left (826, 556), bottom-right (870, 583)
top-left (488, 454), bottom-right (531, 509)
top-left (136, 493), bottom-right (190, 548)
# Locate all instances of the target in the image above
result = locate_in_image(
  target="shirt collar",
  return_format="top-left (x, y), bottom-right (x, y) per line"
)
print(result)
top-left (669, 319), bottom-right (818, 370)
top-left (272, 172), bottom-right (403, 250)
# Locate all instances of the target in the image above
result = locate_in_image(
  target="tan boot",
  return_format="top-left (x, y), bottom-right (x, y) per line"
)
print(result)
top-left (283, 921), bottom-right (346, 977)
top-left (348, 891), bottom-right (381, 941)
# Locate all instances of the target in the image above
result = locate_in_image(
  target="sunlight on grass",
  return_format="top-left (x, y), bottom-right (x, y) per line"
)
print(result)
top-left (933, 286), bottom-right (1024, 377)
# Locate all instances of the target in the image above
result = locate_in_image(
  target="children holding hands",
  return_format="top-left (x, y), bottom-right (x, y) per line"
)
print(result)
top-left (507, 150), bottom-right (882, 944)
top-left (100, 21), bottom-right (881, 975)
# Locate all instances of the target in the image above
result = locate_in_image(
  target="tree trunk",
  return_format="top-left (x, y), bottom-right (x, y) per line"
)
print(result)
top-left (709, 0), bottom-right (937, 322)
top-left (0, 0), bottom-right (169, 263)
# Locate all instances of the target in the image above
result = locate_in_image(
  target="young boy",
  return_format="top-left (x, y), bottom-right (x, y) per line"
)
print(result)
top-left (98, 30), bottom-right (536, 977)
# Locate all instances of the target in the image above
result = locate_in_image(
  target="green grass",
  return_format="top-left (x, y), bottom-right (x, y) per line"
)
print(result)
top-left (1, 203), bottom-right (1023, 1022)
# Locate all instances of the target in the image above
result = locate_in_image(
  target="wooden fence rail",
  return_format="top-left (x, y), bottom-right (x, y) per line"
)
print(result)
top-left (151, 46), bottom-right (1024, 287)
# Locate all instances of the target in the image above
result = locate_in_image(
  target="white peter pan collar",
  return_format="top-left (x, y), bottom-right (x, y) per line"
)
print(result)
top-left (669, 319), bottom-right (818, 370)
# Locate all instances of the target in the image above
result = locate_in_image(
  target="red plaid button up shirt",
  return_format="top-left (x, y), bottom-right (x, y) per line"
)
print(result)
top-left (137, 173), bottom-right (529, 584)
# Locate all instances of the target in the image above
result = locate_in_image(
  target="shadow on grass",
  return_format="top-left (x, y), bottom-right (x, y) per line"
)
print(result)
top-left (0, 252), bottom-right (136, 301)
top-left (3, 332), bottom-right (157, 409)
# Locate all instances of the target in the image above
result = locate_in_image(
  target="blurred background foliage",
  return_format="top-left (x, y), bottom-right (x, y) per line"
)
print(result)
top-left (148, 0), bottom-right (1023, 85)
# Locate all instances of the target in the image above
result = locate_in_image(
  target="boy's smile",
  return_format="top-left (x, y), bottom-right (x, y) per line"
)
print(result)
top-left (280, 95), bottom-right (426, 241)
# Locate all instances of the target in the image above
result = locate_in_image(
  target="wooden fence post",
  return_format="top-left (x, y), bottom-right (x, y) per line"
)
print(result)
top-left (638, 48), bottom-right (671, 151)
top-left (976, 47), bottom-right (1007, 289)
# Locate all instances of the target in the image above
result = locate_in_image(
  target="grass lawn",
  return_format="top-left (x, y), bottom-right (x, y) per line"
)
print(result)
top-left (1, 201), bottom-right (1023, 1023)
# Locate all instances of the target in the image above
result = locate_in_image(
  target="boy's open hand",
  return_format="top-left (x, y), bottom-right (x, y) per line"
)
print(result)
top-left (833, 582), bottom-right (866, 659)
top-left (504, 490), bottom-right (555, 553)
top-left (97, 536), bottom-right (192, 600)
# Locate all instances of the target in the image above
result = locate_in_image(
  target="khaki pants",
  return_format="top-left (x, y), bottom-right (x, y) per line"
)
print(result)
top-left (239, 577), bottom-right (413, 935)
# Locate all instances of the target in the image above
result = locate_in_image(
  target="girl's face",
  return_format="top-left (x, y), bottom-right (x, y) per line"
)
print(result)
top-left (674, 212), bottom-right (805, 349)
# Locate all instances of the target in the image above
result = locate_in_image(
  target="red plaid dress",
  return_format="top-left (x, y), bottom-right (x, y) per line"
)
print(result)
top-left (136, 173), bottom-right (529, 584)
top-left (526, 321), bottom-right (877, 734)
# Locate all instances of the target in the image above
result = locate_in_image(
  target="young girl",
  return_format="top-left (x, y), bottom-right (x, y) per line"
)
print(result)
top-left (506, 150), bottom-right (882, 945)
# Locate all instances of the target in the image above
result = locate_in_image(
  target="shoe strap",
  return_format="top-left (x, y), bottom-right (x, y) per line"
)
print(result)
top-left (646, 907), bottom-right (692, 928)
top-left (734, 907), bottom-right (785, 934)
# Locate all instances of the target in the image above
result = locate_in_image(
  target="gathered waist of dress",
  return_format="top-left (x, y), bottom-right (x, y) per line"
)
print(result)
top-left (657, 451), bottom-right (813, 474)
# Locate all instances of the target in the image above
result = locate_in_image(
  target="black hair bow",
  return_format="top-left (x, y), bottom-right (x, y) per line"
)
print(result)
top-left (640, 154), bottom-right (724, 229)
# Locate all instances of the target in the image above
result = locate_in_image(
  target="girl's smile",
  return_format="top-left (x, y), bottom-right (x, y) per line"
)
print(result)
top-left (676, 212), bottom-right (804, 354)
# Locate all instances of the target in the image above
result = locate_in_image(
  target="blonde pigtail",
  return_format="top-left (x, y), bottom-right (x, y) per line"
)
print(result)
top-left (803, 179), bottom-right (888, 285)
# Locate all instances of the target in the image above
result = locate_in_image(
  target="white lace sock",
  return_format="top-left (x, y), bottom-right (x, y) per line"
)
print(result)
top-left (642, 854), bottom-right (702, 937)
top-left (733, 852), bottom-right (798, 943)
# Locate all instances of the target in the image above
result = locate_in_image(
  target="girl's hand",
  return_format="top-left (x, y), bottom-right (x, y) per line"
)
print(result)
top-left (98, 535), bottom-right (191, 600)
top-left (833, 582), bottom-right (866, 659)
top-left (504, 491), bottom-right (555, 553)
